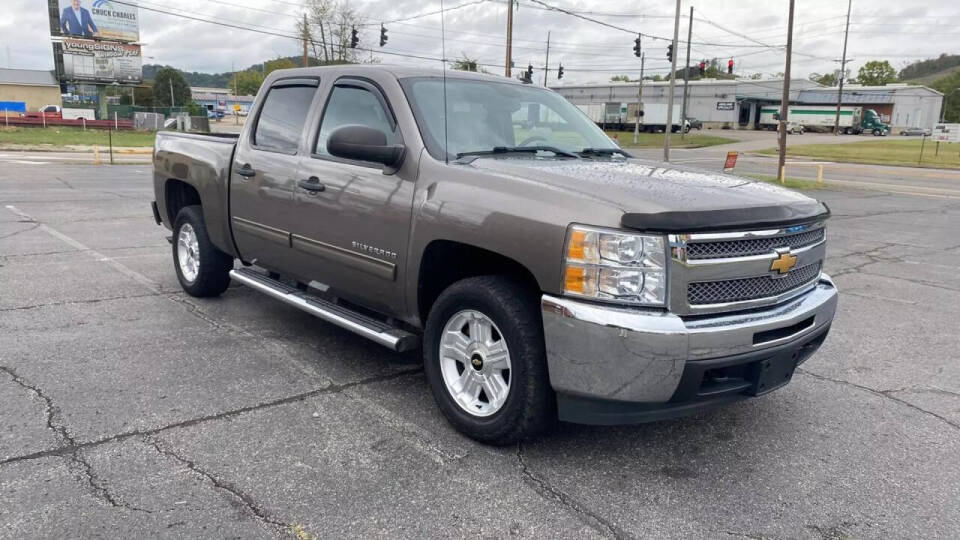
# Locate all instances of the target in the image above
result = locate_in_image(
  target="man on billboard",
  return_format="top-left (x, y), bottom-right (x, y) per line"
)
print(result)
top-left (60, 0), bottom-right (99, 38)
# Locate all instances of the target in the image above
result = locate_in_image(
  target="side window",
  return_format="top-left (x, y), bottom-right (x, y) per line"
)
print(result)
top-left (315, 85), bottom-right (396, 156)
top-left (253, 85), bottom-right (317, 153)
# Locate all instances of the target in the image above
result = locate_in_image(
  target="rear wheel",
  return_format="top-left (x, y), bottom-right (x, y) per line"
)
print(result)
top-left (423, 276), bottom-right (554, 445)
top-left (173, 205), bottom-right (233, 297)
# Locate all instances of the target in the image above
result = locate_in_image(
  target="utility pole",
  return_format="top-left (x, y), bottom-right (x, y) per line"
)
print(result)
top-left (680, 6), bottom-right (693, 141)
top-left (170, 78), bottom-right (175, 109)
top-left (833, 0), bottom-right (852, 135)
top-left (302, 13), bottom-right (309, 67)
top-left (542, 31), bottom-right (551, 86)
top-left (664, 0), bottom-right (681, 161)
top-left (778, 0), bottom-right (796, 182)
top-left (634, 52), bottom-right (645, 144)
top-left (505, 0), bottom-right (514, 78)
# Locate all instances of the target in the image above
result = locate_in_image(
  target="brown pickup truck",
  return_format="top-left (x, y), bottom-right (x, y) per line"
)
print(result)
top-left (151, 65), bottom-right (838, 444)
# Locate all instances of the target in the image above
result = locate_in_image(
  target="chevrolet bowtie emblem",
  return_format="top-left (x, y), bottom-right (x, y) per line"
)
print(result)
top-left (770, 251), bottom-right (798, 274)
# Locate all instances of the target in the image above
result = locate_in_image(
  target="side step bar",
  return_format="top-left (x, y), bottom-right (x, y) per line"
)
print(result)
top-left (229, 268), bottom-right (420, 352)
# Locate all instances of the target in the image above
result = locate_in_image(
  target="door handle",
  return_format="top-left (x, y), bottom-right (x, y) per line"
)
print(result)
top-left (237, 164), bottom-right (256, 178)
top-left (298, 177), bottom-right (326, 192)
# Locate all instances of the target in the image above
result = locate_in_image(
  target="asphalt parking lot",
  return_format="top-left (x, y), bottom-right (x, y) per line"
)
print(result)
top-left (1, 163), bottom-right (958, 539)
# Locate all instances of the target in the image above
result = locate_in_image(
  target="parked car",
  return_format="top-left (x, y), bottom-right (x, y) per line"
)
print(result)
top-left (152, 66), bottom-right (837, 445)
top-left (786, 122), bottom-right (804, 135)
top-left (687, 117), bottom-right (703, 130)
top-left (207, 109), bottom-right (225, 120)
top-left (900, 127), bottom-right (931, 136)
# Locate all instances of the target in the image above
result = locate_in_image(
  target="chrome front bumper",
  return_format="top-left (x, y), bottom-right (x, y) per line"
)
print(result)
top-left (541, 274), bottom-right (838, 405)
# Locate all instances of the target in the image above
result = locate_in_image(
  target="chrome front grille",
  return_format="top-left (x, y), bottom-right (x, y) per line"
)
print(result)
top-left (668, 221), bottom-right (826, 315)
top-left (685, 227), bottom-right (825, 260)
top-left (688, 262), bottom-right (822, 305)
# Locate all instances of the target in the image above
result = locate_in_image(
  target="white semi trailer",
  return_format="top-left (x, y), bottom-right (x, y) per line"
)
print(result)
top-left (759, 105), bottom-right (889, 135)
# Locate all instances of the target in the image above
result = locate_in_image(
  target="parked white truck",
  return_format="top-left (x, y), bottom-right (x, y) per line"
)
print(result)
top-left (638, 103), bottom-right (690, 133)
top-left (576, 102), bottom-right (689, 133)
top-left (759, 105), bottom-right (889, 135)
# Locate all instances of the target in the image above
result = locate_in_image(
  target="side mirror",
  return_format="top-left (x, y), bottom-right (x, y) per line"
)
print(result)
top-left (327, 125), bottom-right (405, 168)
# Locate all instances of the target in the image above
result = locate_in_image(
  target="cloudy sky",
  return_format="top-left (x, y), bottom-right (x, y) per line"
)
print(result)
top-left (2, 0), bottom-right (959, 84)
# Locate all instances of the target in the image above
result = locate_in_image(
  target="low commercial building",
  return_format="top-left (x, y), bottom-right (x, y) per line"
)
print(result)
top-left (0, 68), bottom-right (62, 113)
top-left (552, 79), bottom-right (943, 131)
top-left (190, 87), bottom-right (255, 115)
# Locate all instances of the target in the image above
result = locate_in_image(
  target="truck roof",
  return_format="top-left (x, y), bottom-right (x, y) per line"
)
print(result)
top-left (264, 64), bottom-right (527, 85)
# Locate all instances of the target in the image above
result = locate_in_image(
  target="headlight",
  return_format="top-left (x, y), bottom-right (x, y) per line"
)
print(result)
top-left (563, 225), bottom-right (667, 306)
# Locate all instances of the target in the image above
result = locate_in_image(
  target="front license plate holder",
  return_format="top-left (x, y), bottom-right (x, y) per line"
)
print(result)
top-left (748, 353), bottom-right (798, 396)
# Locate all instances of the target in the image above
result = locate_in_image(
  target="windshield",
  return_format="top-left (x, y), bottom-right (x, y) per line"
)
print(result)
top-left (401, 77), bottom-right (619, 161)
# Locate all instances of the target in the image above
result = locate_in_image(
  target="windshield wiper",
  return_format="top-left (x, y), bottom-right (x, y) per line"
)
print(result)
top-left (578, 147), bottom-right (633, 158)
top-left (456, 145), bottom-right (579, 160)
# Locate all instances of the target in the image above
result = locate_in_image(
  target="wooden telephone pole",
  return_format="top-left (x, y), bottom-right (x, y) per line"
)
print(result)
top-left (778, 0), bottom-right (796, 182)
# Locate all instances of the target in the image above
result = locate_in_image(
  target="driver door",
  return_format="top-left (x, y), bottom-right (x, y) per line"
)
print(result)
top-left (288, 78), bottom-right (416, 316)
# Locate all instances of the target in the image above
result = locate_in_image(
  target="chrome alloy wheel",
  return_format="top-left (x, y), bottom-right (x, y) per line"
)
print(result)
top-left (177, 223), bottom-right (200, 283)
top-left (439, 310), bottom-right (512, 417)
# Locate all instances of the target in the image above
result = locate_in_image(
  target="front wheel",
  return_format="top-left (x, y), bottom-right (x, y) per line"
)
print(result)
top-left (173, 205), bottom-right (233, 297)
top-left (423, 276), bottom-right (555, 445)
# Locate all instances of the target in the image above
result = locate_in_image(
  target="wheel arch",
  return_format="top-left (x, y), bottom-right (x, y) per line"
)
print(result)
top-left (416, 240), bottom-right (542, 325)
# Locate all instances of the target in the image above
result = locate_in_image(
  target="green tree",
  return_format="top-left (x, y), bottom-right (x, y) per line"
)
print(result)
top-left (809, 72), bottom-right (836, 86)
top-left (264, 58), bottom-right (298, 74)
top-left (857, 60), bottom-right (897, 86)
top-left (610, 74), bottom-right (632, 82)
top-left (931, 71), bottom-right (960, 122)
top-left (153, 67), bottom-right (192, 107)
top-left (231, 70), bottom-right (265, 96)
top-left (452, 55), bottom-right (488, 73)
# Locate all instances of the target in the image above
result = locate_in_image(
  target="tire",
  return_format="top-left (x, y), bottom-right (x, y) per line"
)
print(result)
top-left (172, 205), bottom-right (233, 297)
top-left (423, 276), bottom-right (555, 445)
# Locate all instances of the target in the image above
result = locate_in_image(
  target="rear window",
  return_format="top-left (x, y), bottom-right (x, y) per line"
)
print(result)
top-left (253, 85), bottom-right (316, 153)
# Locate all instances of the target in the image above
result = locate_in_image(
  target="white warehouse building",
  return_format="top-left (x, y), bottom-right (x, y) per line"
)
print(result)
top-left (551, 79), bottom-right (943, 131)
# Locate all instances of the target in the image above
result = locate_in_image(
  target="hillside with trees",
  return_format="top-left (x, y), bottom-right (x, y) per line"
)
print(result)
top-left (899, 54), bottom-right (960, 83)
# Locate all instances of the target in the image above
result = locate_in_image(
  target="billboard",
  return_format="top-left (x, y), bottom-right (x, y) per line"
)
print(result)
top-left (60, 38), bottom-right (142, 84)
top-left (57, 0), bottom-right (139, 42)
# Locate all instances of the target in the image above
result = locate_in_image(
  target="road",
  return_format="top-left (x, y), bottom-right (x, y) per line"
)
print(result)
top-left (1, 163), bottom-right (958, 538)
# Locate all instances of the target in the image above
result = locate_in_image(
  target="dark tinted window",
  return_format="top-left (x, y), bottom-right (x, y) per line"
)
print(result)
top-left (315, 85), bottom-right (396, 155)
top-left (254, 85), bottom-right (316, 152)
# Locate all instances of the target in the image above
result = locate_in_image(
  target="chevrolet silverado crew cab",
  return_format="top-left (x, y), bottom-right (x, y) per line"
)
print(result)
top-left (151, 66), bottom-right (838, 445)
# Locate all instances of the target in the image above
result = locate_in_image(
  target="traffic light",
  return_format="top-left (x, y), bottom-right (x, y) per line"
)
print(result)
top-left (728, 58), bottom-right (734, 74)
top-left (522, 64), bottom-right (534, 84)
top-left (666, 43), bottom-right (673, 62)
top-left (557, 64), bottom-right (564, 80)
top-left (379, 24), bottom-right (388, 47)
top-left (350, 27), bottom-right (359, 48)
top-left (699, 61), bottom-right (706, 76)
top-left (633, 35), bottom-right (642, 58)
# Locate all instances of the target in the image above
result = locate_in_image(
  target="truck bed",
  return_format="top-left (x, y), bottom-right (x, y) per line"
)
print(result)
top-left (153, 130), bottom-right (239, 256)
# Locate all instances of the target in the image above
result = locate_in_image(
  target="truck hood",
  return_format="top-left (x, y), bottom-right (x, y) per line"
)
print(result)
top-left (465, 157), bottom-right (828, 232)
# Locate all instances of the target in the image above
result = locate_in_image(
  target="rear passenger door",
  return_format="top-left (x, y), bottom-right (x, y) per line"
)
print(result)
top-left (290, 77), bottom-right (416, 316)
top-left (230, 78), bottom-right (319, 269)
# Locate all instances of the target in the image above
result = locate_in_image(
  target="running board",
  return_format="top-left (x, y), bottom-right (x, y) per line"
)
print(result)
top-left (229, 268), bottom-right (420, 352)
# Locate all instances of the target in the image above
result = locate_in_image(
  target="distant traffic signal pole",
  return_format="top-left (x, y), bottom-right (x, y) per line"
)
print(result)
top-left (680, 6), bottom-right (693, 141)
top-left (634, 52), bottom-right (645, 144)
top-left (778, 0), bottom-right (796, 183)
top-left (505, 0), bottom-right (514, 78)
top-left (664, 0), bottom-right (681, 162)
top-left (833, 0), bottom-right (852, 135)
